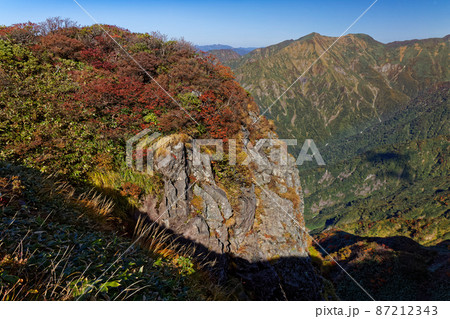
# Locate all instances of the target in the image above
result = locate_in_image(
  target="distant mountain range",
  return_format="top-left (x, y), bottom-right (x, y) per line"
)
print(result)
top-left (227, 33), bottom-right (449, 146)
top-left (223, 32), bottom-right (449, 244)
top-left (206, 49), bottom-right (241, 63)
top-left (196, 44), bottom-right (258, 56)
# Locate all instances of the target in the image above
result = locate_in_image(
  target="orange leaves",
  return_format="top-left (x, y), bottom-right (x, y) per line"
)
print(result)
top-left (120, 182), bottom-right (142, 200)
top-left (0, 22), bottom-right (39, 43)
top-left (40, 33), bottom-right (84, 59)
top-left (4, 21), bottom-right (257, 151)
top-left (216, 64), bottom-right (235, 80)
top-left (79, 47), bottom-right (115, 70)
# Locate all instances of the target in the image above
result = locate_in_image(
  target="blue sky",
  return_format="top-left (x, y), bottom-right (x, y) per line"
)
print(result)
top-left (1, 0), bottom-right (449, 47)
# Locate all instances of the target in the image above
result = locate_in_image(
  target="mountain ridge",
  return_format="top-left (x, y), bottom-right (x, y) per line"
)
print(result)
top-left (226, 32), bottom-right (449, 244)
top-left (228, 32), bottom-right (448, 145)
top-left (196, 44), bottom-right (258, 55)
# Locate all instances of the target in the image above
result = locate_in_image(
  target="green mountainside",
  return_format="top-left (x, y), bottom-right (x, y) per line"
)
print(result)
top-left (302, 84), bottom-right (449, 241)
top-left (208, 49), bottom-right (241, 64)
top-left (230, 33), bottom-right (448, 147)
top-left (305, 136), bottom-right (449, 243)
top-left (227, 33), bottom-right (449, 245)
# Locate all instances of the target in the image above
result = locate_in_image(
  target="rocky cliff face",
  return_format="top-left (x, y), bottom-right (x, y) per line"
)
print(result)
top-left (139, 129), bottom-right (323, 300)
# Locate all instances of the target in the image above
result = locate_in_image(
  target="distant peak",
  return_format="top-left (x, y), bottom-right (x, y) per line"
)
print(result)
top-left (294, 32), bottom-right (379, 45)
top-left (297, 32), bottom-right (324, 41)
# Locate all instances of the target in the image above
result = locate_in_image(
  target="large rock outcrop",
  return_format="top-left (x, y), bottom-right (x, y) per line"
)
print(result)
top-left (139, 130), bottom-right (323, 300)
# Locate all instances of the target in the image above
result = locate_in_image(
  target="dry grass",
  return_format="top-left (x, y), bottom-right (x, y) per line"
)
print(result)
top-left (133, 216), bottom-right (197, 261)
top-left (0, 240), bottom-right (86, 301)
top-left (88, 169), bottom-right (161, 195)
top-left (131, 216), bottom-right (236, 300)
top-left (190, 194), bottom-right (204, 211)
top-left (278, 186), bottom-right (301, 210)
top-left (154, 133), bottom-right (190, 159)
top-left (76, 189), bottom-right (115, 217)
top-left (87, 169), bottom-right (163, 212)
top-left (0, 166), bottom-right (234, 301)
top-left (37, 175), bottom-right (120, 227)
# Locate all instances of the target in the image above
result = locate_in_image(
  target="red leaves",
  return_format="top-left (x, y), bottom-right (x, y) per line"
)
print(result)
top-left (116, 51), bottom-right (161, 81)
top-left (139, 84), bottom-right (174, 111)
top-left (216, 64), bottom-right (235, 80)
top-left (79, 47), bottom-right (115, 70)
top-left (199, 90), bottom-right (216, 103)
top-left (40, 33), bottom-right (84, 59)
top-left (71, 25), bottom-right (252, 139)
top-left (69, 74), bottom-right (148, 137)
top-left (158, 110), bottom-right (191, 133)
top-left (5, 21), bottom-right (256, 144)
top-left (0, 22), bottom-right (39, 44)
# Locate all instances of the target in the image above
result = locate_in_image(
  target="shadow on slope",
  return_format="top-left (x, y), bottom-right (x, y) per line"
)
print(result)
top-left (303, 136), bottom-right (449, 234)
top-left (365, 151), bottom-right (413, 183)
top-left (131, 205), bottom-right (324, 300)
top-left (312, 230), bottom-right (449, 301)
top-left (0, 161), bottom-right (229, 300)
top-left (0, 161), bottom-right (324, 301)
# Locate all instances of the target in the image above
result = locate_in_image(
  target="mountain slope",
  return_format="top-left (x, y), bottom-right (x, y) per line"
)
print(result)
top-left (208, 49), bottom-right (241, 64)
top-left (230, 33), bottom-right (449, 147)
top-left (0, 162), bottom-right (227, 300)
top-left (301, 81), bottom-right (449, 242)
top-left (311, 230), bottom-right (449, 300)
top-left (0, 20), bottom-right (323, 300)
top-left (304, 136), bottom-right (449, 243)
top-left (229, 33), bottom-right (449, 245)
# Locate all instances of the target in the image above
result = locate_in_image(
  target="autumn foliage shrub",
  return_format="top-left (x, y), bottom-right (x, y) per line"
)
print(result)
top-left (40, 33), bottom-right (84, 59)
top-left (0, 18), bottom-right (259, 181)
